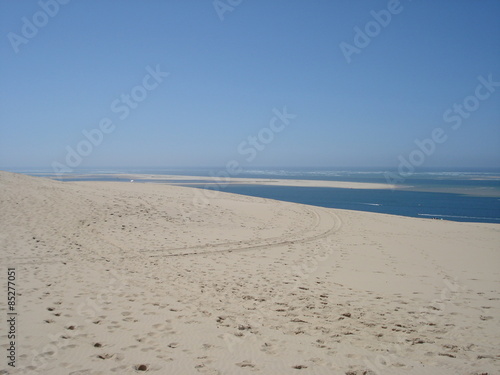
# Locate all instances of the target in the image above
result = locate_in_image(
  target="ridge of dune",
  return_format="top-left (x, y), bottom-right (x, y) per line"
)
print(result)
top-left (0, 171), bottom-right (499, 375)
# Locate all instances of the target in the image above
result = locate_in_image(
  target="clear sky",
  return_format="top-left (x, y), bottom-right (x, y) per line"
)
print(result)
top-left (1, 0), bottom-right (499, 171)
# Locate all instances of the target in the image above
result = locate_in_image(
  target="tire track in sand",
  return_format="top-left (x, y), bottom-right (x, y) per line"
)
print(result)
top-left (139, 205), bottom-right (342, 258)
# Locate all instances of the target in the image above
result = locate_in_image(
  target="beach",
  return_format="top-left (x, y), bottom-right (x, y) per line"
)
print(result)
top-left (47, 172), bottom-right (397, 190)
top-left (0, 170), bottom-right (499, 374)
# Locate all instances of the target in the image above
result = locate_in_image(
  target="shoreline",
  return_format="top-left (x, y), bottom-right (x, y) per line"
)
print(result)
top-left (10, 172), bottom-right (500, 224)
top-left (22, 171), bottom-right (500, 197)
top-left (38, 172), bottom-right (398, 190)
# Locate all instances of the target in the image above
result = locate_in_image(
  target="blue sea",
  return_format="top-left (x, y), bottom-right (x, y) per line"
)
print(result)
top-left (8, 167), bottom-right (500, 224)
top-left (195, 184), bottom-right (500, 224)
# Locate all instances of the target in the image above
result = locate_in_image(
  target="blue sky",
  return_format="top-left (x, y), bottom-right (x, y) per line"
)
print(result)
top-left (1, 0), bottom-right (499, 171)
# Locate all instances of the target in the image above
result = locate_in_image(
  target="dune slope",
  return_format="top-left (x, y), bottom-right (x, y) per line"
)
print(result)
top-left (0, 171), bottom-right (499, 374)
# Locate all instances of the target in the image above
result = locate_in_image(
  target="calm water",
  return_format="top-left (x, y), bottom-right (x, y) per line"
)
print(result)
top-left (190, 184), bottom-right (500, 224)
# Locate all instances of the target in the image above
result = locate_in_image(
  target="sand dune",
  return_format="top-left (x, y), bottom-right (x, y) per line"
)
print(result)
top-left (0, 171), bottom-right (499, 374)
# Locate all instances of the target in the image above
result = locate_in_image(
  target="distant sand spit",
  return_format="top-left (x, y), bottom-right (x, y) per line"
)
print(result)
top-left (0, 171), bottom-right (498, 374)
top-left (50, 172), bottom-right (397, 190)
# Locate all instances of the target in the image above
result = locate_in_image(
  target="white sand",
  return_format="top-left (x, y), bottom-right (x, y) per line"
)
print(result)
top-left (0, 171), bottom-right (498, 374)
top-left (55, 173), bottom-right (396, 190)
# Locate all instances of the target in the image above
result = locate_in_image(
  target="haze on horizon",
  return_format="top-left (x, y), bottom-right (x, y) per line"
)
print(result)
top-left (1, 1), bottom-right (499, 172)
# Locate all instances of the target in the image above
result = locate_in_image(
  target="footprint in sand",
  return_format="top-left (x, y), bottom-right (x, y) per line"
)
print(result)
top-left (236, 360), bottom-right (255, 368)
top-left (134, 364), bottom-right (149, 371)
top-left (479, 315), bottom-right (493, 321)
top-left (97, 353), bottom-right (114, 360)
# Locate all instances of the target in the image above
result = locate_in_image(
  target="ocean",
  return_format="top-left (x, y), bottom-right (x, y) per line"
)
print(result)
top-left (8, 167), bottom-right (500, 224)
top-left (193, 184), bottom-right (500, 224)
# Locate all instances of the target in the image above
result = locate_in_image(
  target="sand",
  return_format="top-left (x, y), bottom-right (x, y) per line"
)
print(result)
top-left (0, 170), bottom-right (499, 374)
top-left (51, 173), bottom-right (396, 190)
